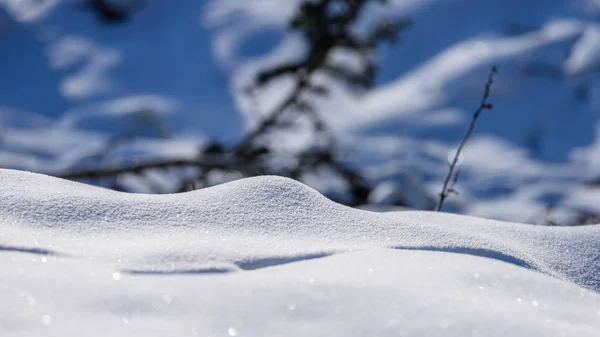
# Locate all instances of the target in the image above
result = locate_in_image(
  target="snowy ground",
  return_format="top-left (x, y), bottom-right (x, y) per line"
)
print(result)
top-left (1, 169), bottom-right (599, 336)
top-left (2, 2), bottom-right (600, 334)
top-left (2, 0), bottom-right (600, 224)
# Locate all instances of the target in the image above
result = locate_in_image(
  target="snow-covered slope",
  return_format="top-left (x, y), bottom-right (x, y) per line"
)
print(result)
top-left (2, 0), bottom-right (600, 223)
top-left (0, 169), bottom-right (599, 336)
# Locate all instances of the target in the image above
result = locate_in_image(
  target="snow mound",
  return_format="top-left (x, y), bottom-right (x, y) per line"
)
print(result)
top-left (0, 169), bottom-right (599, 336)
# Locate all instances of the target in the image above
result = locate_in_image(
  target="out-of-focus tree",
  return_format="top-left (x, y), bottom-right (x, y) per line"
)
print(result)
top-left (83, 0), bottom-right (143, 23)
top-left (59, 0), bottom-right (411, 206)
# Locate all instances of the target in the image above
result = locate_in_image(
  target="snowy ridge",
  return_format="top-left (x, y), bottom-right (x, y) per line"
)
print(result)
top-left (1, 169), bottom-right (599, 336)
top-left (1, 168), bottom-right (599, 289)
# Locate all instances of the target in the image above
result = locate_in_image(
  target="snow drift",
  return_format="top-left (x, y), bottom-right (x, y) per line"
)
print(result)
top-left (0, 169), bottom-right (599, 336)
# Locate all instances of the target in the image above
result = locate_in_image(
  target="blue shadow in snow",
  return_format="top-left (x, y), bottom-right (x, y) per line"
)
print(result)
top-left (236, 252), bottom-right (335, 271)
top-left (391, 245), bottom-right (535, 270)
top-left (122, 267), bottom-right (234, 276)
top-left (0, 245), bottom-right (64, 256)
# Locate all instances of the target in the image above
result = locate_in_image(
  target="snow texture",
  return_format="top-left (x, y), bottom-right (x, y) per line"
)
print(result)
top-left (0, 169), bottom-right (599, 336)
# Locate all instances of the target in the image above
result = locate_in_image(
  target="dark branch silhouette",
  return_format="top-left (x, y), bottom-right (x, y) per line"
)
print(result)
top-left (84, 0), bottom-right (143, 23)
top-left (57, 0), bottom-right (410, 206)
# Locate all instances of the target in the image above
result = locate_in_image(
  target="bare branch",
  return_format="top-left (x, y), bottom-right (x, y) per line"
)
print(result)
top-left (435, 66), bottom-right (498, 212)
top-left (54, 157), bottom-right (261, 180)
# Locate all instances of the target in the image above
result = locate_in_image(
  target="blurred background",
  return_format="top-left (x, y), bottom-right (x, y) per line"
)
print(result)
top-left (1, 0), bottom-right (600, 225)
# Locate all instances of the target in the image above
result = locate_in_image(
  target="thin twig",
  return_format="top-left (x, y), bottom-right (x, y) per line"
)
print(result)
top-left (435, 66), bottom-right (498, 212)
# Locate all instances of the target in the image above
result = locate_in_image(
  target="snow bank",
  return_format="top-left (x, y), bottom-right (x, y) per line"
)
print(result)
top-left (0, 169), bottom-right (598, 336)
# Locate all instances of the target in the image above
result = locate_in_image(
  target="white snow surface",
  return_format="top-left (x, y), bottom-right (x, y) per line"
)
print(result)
top-left (1, 169), bottom-right (599, 336)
